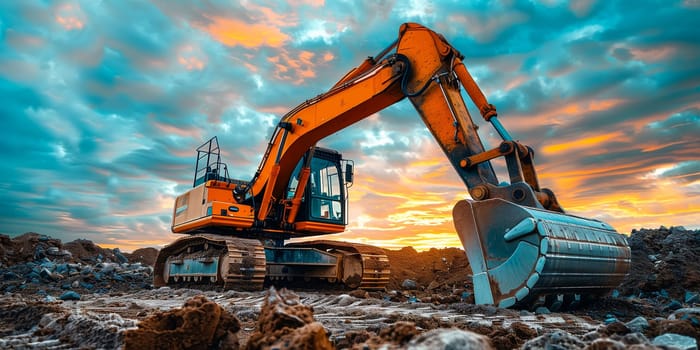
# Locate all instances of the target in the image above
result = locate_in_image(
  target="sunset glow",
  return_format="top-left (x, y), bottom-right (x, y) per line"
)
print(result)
top-left (1, 1), bottom-right (698, 252)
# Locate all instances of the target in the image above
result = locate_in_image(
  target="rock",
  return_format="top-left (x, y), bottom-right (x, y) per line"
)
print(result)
top-left (652, 333), bottom-right (698, 350)
top-left (604, 314), bottom-right (619, 325)
top-left (348, 289), bottom-right (369, 299)
top-left (59, 291), bottom-right (81, 301)
top-left (670, 308), bottom-right (700, 326)
top-left (55, 263), bottom-right (68, 275)
top-left (335, 294), bottom-right (356, 307)
top-left (666, 299), bottom-right (683, 311)
top-left (625, 316), bottom-right (649, 333)
top-left (586, 338), bottom-right (626, 350)
top-left (600, 321), bottom-right (630, 336)
top-left (245, 287), bottom-right (332, 350)
top-left (427, 280), bottom-right (444, 291)
top-left (113, 248), bottom-right (128, 264)
top-left (535, 306), bottom-right (551, 315)
top-left (402, 279), bottom-right (418, 290)
top-left (520, 309), bottom-right (534, 316)
top-left (604, 317), bottom-right (618, 325)
top-left (357, 321), bottom-right (418, 348)
top-left (619, 332), bottom-right (651, 346)
top-left (123, 295), bottom-right (240, 350)
top-left (40, 268), bottom-right (55, 280)
top-left (522, 330), bottom-right (586, 350)
top-left (581, 330), bottom-right (602, 342)
top-left (406, 328), bottom-right (493, 350)
top-left (100, 263), bottom-right (116, 274)
top-left (34, 245), bottom-right (45, 260)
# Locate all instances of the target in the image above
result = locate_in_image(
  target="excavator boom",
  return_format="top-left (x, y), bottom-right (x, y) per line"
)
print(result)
top-left (156, 23), bottom-right (630, 307)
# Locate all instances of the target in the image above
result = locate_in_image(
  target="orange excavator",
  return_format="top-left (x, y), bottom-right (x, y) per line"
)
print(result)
top-left (154, 23), bottom-right (630, 308)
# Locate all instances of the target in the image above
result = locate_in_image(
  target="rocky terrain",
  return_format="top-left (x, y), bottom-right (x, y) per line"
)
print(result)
top-left (0, 226), bottom-right (698, 349)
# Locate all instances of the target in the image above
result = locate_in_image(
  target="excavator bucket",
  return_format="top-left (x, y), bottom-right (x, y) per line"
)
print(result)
top-left (453, 198), bottom-right (631, 309)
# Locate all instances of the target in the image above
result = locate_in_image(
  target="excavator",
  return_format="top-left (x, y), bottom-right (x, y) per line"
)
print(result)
top-left (154, 23), bottom-right (631, 308)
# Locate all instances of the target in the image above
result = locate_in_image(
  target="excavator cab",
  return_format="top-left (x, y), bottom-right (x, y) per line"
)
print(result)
top-left (286, 147), bottom-right (350, 226)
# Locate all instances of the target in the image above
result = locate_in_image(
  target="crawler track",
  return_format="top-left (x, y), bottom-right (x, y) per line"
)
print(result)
top-left (154, 234), bottom-right (266, 291)
top-left (155, 235), bottom-right (390, 291)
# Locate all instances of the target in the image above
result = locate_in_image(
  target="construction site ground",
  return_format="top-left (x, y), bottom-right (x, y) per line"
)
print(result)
top-left (0, 226), bottom-right (698, 349)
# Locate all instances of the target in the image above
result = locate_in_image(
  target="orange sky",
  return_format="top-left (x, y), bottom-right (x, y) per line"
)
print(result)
top-left (2, 1), bottom-right (698, 253)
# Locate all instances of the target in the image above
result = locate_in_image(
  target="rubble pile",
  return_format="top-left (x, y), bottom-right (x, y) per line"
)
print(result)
top-left (0, 233), bottom-right (154, 298)
top-left (619, 226), bottom-right (700, 300)
top-left (384, 246), bottom-right (470, 292)
top-left (383, 246), bottom-right (473, 304)
top-left (0, 298), bottom-right (136, 349)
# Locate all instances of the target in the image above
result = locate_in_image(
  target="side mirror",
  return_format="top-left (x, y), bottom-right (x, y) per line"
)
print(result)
top-left (345, 163), bottom-right (354, 184)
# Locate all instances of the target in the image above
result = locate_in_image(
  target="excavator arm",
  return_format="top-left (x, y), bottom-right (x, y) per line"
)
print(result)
top-left (248, 23), bottom-right (561, 224)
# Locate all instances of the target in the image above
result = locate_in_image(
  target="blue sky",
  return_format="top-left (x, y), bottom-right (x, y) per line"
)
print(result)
top-left (1, 0), bottom-right (699, 251)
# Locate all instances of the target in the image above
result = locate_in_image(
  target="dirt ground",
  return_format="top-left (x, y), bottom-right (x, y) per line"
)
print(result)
top-left (0, 226), bottom-right (699, 349)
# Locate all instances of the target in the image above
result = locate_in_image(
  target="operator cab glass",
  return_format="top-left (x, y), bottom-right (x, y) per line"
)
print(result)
top-left (309, 157), bottom-right (343, 221)
top-left (287, 147), bottom-right (348, 225)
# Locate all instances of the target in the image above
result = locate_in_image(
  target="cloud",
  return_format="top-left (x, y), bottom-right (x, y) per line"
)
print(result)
top-left (199, 16), bottom-right (290, 48)
top-left (0, 0), bottom-right (698, 253)
top-left (55, 3), bottom-right (85, 30)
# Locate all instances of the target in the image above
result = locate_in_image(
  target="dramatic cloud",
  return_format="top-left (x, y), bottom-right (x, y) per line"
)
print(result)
top-left (1, 1), bottom-right (698, 252)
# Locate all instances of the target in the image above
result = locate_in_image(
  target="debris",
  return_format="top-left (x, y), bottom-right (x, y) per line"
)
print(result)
top-left (401, 279), bottom-right (418, 290)
top-left (1, 228), bottom-right (700, 349)
top-left (59, 291), bottom-right (81, 301)
top-left (521, 330), bottom-right (587, 350)
top-left (626, 316), bottom-right (650, 333)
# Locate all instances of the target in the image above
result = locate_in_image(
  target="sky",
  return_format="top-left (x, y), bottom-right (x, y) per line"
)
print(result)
top-left (1, 0), bottom-right (699, 252)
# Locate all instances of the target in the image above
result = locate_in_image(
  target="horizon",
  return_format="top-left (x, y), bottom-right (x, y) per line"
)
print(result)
top-left (4, 224), bottom-right (695, 254)
top-left (1, 1), bottom-right (699, 253)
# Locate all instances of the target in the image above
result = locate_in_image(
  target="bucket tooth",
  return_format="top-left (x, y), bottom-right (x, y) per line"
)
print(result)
top-left (453, 198), bottom-right (631, 308)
